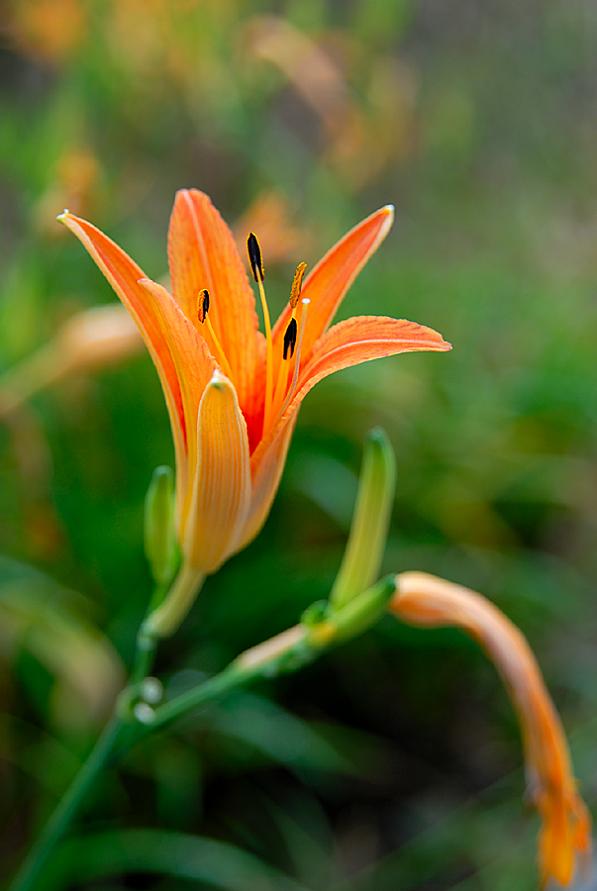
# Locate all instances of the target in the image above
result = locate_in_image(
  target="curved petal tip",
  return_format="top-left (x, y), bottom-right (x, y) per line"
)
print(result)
top-left (208, 368), bottom-right (230, 390)
top-left (381, 204), bottom-right (395, 230)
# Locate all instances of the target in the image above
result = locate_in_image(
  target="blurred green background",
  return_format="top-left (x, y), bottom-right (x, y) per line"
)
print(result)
top-left (1, 1), bottom-right (596, 888)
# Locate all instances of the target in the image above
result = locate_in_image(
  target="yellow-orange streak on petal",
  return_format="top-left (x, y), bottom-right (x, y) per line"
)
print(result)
top-left (182, 372), bottom-right (252, 574)
top-left (390, 571), bottom-right (592, 889)
top-left (253, 316), bottom-right (450, 473)
top-left (167, 189), bottom-right (264, 412)
top-left (58, 212), bottom-right (188, 485)
top-left (271, 204), bottom-right (394, 373)
top-left (138, 279), bottom-right (217, 521)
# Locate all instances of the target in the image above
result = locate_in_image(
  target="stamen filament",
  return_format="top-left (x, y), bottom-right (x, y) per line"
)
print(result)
top-left (257, 277), bottom-right (275, 434)
top-left (271, 260), bottom-right (309, 420)
top-left (197, 288), bottom-right (235, 380)
top-left (272, 330), bottom-right (292, 415)
top-left (205, 316), bottom-right (235, 380)
top-left (279, 297), bottom-right (310, 418)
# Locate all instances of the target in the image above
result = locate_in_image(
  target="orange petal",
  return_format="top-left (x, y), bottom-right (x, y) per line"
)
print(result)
top-left (272, 205), bottom-right (395, 366)
top-left (167, 189), bottom-right (264, 412)
top-left (255, 315), bottom-right (450, 468)
top-left (182, 371), bottom-right (252, 574)
top-left (302, 315), bottom-right (451, 382)
top-left (138, 279), bottom-right (217, 516)
top-left (245, 316), bottom-right (449, 547)
top-left (391, 571), bottom-right (592, 889)
top-left (235, 416), bottom-right (297, 554)
top-left (59, 212), bottom-right (194, 490)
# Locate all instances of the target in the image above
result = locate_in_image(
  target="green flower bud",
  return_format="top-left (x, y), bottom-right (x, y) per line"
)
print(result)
top-left (144, 466), bottom-right (177, 586)
top-left (330, 428), bottom-right (396, 609)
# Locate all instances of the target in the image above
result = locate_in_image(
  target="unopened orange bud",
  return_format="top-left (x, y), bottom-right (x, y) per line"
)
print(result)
top-left (390, 572), bottom-right (592, 889)
top-left (57, 304), bottom-right (141, 372)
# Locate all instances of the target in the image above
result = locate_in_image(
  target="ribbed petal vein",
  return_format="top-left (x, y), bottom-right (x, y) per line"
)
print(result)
top-left (167, 189), bottom-right (264, 413)
top-left (183, 373), bottom-right (252, 573)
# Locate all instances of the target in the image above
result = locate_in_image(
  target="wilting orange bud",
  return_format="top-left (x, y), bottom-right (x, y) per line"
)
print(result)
top-left (0, 305), bottom-right (142, 419)
top-left (390, 572), bottom-right (591, 889)
top-left (56, 304), bottom-right (141, 371)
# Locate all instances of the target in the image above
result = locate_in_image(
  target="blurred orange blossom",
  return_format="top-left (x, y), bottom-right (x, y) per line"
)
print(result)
top-left (59, 191), bottom-right (450, 633)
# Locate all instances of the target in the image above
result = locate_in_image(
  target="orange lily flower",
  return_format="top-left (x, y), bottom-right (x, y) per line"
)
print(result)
top-left (59, 191), bottom-right (450, 633)
top-left (391, 572), bottom-right (591, 889)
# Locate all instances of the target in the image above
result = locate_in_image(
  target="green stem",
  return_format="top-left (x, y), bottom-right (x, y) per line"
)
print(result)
top-left (142, 562), bottom-right (205, 639)
top-left (8, 604), bottom-right (159, 891)
top-left (129, 630), bottom-right (158, 687)
top-left (9, 578), bottom-right (393, 891)
top-left (147, 625), bottom-right (309, 734)
top-left (8, 715), bottom-right (124, 891)
top-left (8, 625), bottom-right (308, 891)
top-left (137, 575), bottom-right (394, 737)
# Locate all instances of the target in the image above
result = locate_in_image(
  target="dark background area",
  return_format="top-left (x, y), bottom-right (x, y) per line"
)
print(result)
top-left (1, 1), bottom-right (596, 888)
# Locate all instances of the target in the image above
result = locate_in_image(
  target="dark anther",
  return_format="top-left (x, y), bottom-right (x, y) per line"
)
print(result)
top-left (289, 261), bottom-right (307, 309)
top-left (283, 317), bottom-right (298, 360)
top-left (247, 232), bottom-right (264, 283)
top-left (198, 288), bottom-right (210, 324)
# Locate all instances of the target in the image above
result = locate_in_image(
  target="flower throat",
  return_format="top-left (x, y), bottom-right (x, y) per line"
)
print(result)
top-left (196, 232), bottom-right (309, 438)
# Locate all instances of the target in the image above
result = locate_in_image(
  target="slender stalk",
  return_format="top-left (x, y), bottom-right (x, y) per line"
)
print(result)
top-left (8, 626), bottom-right (306, 891)
top-left (129, 631), bottom-right (158, 687)
top-left (146, 625), bottom-right (308, 734)
top-left (142, 563), bottom-right (205, 639)
top-left (9, 579), bottom-right (392, 891)
top-left (8, 597), bottom-right (160, 891)
top-left (8, 716), bottom-right (124, 891)
top-left (135, 576), bottom-right (394, 737)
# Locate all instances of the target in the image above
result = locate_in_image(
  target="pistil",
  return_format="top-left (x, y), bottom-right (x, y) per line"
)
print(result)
top-left (279, 297), bottom-right (310, 417)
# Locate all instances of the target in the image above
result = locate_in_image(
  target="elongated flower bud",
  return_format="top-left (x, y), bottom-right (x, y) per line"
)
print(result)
top-left (144, 466), bottom-right (177, 587)
top-left (330, 428), bottom-right (396, 608)
top-left (390, 572), bottom-right (591, 889)
top-left (0, 304), bottom-right (141, 419)
top-left (56, 303), bottom-right (141, 370)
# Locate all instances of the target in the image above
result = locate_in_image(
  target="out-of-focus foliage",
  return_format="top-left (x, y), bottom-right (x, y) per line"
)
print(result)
top-left (1, 0), bottom-right (596, 888)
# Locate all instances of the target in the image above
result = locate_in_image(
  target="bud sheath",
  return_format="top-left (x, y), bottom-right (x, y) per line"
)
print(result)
top-left (330, 428), bottom-right (396, 608)
top-left (144, 466), bottom-right (177, 587)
